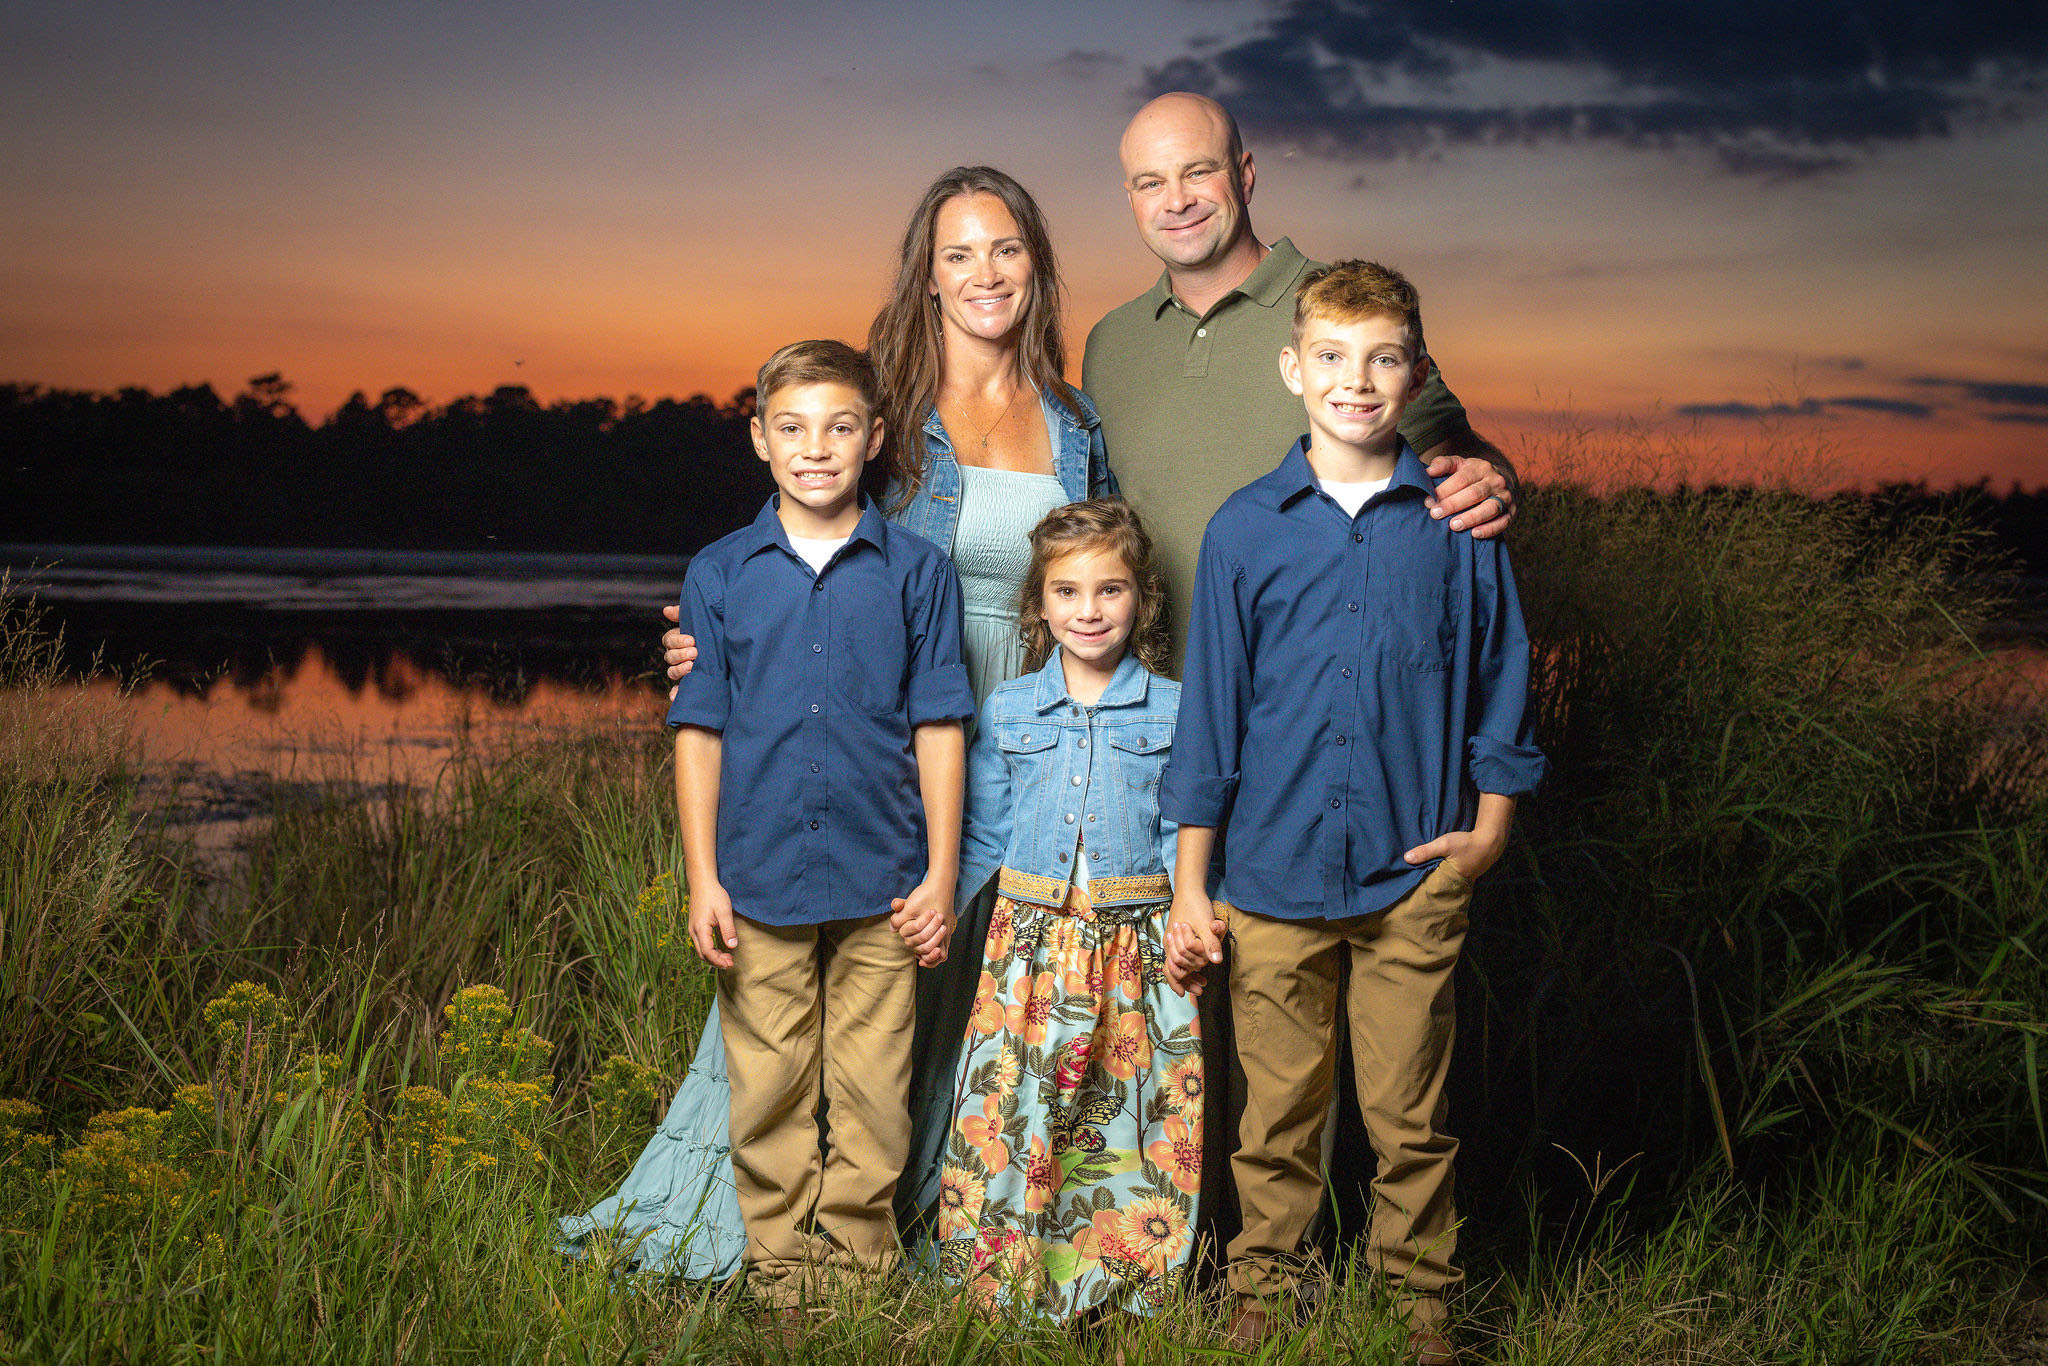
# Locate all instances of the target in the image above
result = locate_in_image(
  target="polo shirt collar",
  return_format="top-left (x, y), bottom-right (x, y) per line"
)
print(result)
top-left (1255, 437), bottom-right (1430, 510)
top-left (1149, 236), bottom-right (1308, 317)
top-left (1031, 646), bottom-right (1151, 711)
top-left (737, 494), bottom-right (891, 561)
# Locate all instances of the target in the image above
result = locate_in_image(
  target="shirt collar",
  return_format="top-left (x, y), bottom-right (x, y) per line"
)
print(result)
top-left (1031, 646), bottom-right (1151, 712)
top-left (1149, 236), bottom-right (1308, 318)
top-left (736, 494), bottom-right (890, 561)
top-left (1254, 436), bottom-right (1432, 511)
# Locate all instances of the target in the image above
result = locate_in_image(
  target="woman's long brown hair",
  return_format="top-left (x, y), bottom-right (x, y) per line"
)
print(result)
top-left (1017, 499), bottom-right (1171, 677)
top-left (867, 166), bottom-right (1079, 508)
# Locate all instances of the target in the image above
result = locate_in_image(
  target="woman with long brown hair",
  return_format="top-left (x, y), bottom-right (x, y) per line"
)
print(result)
top-left (570, 166), bottom-right (1119, 1285)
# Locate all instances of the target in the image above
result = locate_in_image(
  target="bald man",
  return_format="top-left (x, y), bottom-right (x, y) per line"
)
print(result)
top-left (1084, 92), bottom-right (1514, 660)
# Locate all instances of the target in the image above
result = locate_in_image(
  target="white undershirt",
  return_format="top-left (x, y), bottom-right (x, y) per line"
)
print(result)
top-left (1318, 474), bottom-right (1393, 519)
top-left (786, 534), bottom-right (850, 575)
top-left (1074, 832), bottom-right (1090, 891)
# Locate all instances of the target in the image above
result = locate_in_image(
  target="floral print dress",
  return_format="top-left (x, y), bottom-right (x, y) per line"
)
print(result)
top-left (934, 882), bottom-right (1203, 1319)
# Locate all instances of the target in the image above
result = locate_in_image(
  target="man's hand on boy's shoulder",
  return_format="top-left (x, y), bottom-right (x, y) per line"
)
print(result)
top-left (688, 881), bottom-right (739, 969)
top-left (1420, 436), bottom-right (1517, 539)
top-left (891, 882), bottom-right (956, 968)
top-left (660, 604), bottom-right (698, 697)
top-left (1164, 891), bottom-right (1225, 999)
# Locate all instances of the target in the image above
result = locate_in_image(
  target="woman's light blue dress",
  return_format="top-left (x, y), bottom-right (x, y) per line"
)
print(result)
top-left (558, 432), bottom-right (1069, 1278)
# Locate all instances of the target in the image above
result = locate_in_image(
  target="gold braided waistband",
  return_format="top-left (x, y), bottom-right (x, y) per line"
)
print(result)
top-left (996, 866), bottom-right (1171, 906)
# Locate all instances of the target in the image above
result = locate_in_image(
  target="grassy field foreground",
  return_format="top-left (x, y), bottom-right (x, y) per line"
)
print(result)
top-left (2, 466), bottom-right (2046, 1363)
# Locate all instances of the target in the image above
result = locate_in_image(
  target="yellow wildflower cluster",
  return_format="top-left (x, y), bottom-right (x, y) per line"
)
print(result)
top-left (58, 1107), bottom-right (191, 1229)
top-left (451, 1077), bottom-right (549, 1173)
top-left (0, 1099), bottom-right (54, 1201)
top-left (388, 1085), bottom-right (464, 1171)
top-left (590, 1056), bottom-right (662, 1137)
top-left (635, 872), bottom-right (682, 954)
top-left (202, 980), bottom-right (290, 1053)
top-left (440, 985), bottom-right (554, 1085)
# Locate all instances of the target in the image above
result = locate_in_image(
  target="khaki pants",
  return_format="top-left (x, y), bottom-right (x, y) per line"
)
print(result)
top-left (718, 912), bottom-right (916, 1305)
top-left (1224, 860), bottom-right (1473, 1319)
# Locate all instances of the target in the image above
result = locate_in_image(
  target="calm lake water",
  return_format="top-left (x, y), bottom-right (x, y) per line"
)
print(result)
top-left (6, 544), bottom-right (685, 802)
top-left (9, 543), bottom-right (2044, 800)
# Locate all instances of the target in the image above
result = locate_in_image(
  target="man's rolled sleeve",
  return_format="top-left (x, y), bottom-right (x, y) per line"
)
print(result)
top-left (1397, 363), bottom-right (1474, 459)
top-left (664, 563), bottom-right (730, 733)
top-left (1465, 540), bottom-right (1548, 796)
top-left (904, 558), bottom-right (977, 726)
top-left (1159, 521), bottom-right (1248, 829)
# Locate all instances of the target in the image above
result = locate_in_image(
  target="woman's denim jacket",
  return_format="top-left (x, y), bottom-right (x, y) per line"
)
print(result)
top-left (888, 385), bottom-right (1117, 550)
top-left (957, 648), bottom-right (1179, 914)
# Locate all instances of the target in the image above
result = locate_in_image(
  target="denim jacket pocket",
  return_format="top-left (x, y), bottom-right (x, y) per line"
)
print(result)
top-left (1106, 725), bottom-right (1171, 791)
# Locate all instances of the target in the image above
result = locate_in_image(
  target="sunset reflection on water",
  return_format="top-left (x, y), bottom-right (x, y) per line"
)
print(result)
top-left (104, 643), bottom-right (664, 788)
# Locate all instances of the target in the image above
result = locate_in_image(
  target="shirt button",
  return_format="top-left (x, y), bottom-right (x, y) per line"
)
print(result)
top-left (1091, 850), bottom-right (1102, 860)
top-left (1335, 735), bottom-right (1347, 746)
top-left (1065, 813), bottom-right (1075, 824)
top-left (808, 819), bottom-right (820, 830)
top-left (813, 581), bottom-right (825, 591)
top-left (812, 643), bottom-right (822, 652)
top-left (1341, 667), bottom-right (1353, 679)
top-left (1071, 775), bottom-right (1082, 786)
top-left (1328, 798), bottom-right (1341, 809)
top-left (1196, 327), bottom-right (1207, 337)
top-left (1087, 813), bottom-right (1096, 822)
top-left (1076, 737), bottom-right (1087, 749)
top-left (1348, 602), bottom-right (1359, 613)
top-left (1352, 532), bottom-right (1364, 544)
top-left (1135, 737), bottom-right (1146, 749)
top-left (1057, 852), bottom-right (1069, 863)
top-left (810, 703), bottom-right (820, 713)
top-left (809, 761), bottom-right (821, 772)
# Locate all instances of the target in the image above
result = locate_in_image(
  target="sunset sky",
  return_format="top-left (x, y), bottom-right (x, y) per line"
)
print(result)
top-left (4, 0), bottom-right (2046, 488)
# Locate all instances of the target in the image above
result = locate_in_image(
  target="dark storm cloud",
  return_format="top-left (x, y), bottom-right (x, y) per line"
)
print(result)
top-left (1678, 394), bottom-right (1935, 420)
top-left (1910, 377), bottom-right (2048, 409)
top-left (1146, 1), bottom-right (2048, 176)
top-left (1054, 49), bottom-right (1127, 81)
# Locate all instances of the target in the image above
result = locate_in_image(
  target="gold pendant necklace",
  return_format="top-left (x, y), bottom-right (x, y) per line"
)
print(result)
top-left (952, 381), bottom-right (1024, 457)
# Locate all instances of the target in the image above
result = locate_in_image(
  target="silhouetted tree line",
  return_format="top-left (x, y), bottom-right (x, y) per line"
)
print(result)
top-left (1, 375), bottom-right (772, 554)
top-left (4, 375), bottom-right (2046, 572)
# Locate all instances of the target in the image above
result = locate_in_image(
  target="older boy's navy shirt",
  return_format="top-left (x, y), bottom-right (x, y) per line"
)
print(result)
top-left (1160, 440), bottom-right (1548, 921)
top-left (666, 496), bottom-right (975, 927)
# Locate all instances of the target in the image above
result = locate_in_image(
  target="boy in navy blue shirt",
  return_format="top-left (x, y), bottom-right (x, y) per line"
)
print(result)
top-left (668, 339), bottom-right (976, 1310)
top-left (1160, 263), bottom-right (1546, 1360)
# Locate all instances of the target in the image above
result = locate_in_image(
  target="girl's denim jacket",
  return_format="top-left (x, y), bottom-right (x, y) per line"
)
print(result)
top-left (957, 649), bottom-right (1179, 914)
top-left (888, 385), bottom-right (1117, 551)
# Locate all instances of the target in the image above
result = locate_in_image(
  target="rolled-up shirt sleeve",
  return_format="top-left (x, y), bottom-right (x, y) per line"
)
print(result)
top-left (1465, 540), bottom-right (1548, 796)
top-left (664, 561), bottom-right (730, 732)
top-left (904, 557), bottom-right (977, 726)
top-left (1160, 519), bottom-right (1248, 828)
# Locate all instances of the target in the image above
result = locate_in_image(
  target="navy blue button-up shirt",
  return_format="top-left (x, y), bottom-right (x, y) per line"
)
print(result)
top-left (1160, 440), bottom-right (1548, 921)
top-left (666, 496), bottom-right (976, 927)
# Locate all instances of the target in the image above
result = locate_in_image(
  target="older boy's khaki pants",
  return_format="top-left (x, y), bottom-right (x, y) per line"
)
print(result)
top-left (717, 912), bottom-right (915, 1306)
top-left (1224, 859), bottom-right (1473, 1321)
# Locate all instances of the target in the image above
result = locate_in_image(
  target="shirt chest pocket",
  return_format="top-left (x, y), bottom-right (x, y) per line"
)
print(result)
top-left (1374, 581), bottom-right (1460, 673)
top-left (996, 723), bottom-right (1061, 796)
top-left (831, 592), bottom-right (908, 715)
top-left (1106, 725), bottom-right (1171, 792)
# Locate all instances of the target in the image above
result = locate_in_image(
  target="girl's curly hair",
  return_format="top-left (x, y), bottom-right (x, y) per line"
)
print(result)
top-left (1016, 498), bottom-right (1172, 676)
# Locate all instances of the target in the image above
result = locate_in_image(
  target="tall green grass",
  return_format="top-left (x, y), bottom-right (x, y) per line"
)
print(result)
top-left (1, 442), bottom-right (2043, 1360)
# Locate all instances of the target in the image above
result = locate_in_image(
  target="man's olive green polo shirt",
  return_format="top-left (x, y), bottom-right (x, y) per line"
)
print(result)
top-left (1081, 238), bottom-right (1472, 665)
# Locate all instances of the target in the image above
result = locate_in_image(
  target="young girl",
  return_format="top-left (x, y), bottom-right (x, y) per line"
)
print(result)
top-left (932, 498), bottom-right (1202, 1319)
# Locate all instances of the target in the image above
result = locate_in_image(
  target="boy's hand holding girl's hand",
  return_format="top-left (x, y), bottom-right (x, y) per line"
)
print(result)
top-left (1164, 889), bottom-right (1225, 999)
top-left (891, 880), bottom-right (956, 967)
top-left (688, 881), bottom-right (740, 969)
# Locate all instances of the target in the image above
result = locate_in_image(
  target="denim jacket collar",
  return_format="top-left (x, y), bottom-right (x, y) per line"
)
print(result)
top-left (1029, 647), bottom-right (1152, 713)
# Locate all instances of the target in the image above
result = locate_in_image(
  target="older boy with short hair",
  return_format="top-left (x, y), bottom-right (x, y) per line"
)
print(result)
top-left (669, 339), bottom-right (975, 1312)
top-left (1161, 263), bottom-right (1547, 1362)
